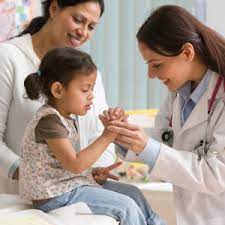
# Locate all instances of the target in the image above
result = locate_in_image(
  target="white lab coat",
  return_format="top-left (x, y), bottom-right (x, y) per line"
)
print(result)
top-left (0, 34), bottom-right (115, 194)
top-left (125, 72), bottom-right (225, 225)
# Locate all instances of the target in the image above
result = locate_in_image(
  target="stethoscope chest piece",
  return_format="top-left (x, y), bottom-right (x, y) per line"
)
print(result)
top-left (162, 128), bottom-right (174, 146)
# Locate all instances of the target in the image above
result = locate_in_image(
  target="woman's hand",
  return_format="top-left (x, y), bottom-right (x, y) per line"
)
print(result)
top-left (107, 121), bottom-right (149, 154)
top-left (92, 161), bottom-right (122, 185)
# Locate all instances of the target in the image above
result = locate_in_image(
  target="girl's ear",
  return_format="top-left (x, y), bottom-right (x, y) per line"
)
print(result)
top-left (180, 43), bottom-right (195, 62)
top-left (51, 81), bottom-right (64, 99)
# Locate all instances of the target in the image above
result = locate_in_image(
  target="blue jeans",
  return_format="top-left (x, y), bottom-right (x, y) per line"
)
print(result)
top-left (34, 181), bottom-right (166, 225)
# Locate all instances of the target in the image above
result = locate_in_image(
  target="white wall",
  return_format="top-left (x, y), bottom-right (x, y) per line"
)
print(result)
top-left (206, 0), bottom-right (225, 37)
top-left (34, 1), bottom-right (42, 16)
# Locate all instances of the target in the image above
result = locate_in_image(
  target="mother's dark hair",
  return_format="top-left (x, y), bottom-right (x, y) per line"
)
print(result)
top-left (137, 5), bottom-right (225, 76)
top-left (20, 0), bottom-right (104, 35)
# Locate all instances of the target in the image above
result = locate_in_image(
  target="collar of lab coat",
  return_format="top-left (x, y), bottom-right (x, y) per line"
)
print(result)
top-left (172, 72), bottom-right (223, 135)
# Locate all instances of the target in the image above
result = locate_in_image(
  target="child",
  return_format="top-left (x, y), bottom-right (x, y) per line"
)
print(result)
top-left (20, 47), bottom-right (165, 225)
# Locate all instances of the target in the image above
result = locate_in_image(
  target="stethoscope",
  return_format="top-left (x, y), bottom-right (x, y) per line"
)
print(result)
top-left (162, 76), bottom-right (225, 160)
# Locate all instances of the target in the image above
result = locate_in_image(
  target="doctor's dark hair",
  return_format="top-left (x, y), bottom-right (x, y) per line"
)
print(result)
top-left (137, 5), bottom-right (225, 76)
top-left (20, 0), bottom-right (104, 35)
top-left (24, 47), bottom-right (97, 103)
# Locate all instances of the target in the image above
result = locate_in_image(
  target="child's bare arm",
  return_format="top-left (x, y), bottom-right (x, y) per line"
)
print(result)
top-left (46, 130), bottom-right (116, 174)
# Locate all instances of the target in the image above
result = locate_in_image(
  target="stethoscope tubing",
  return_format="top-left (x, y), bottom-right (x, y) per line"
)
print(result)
top-left (167, 76), bottom-right (225, 159)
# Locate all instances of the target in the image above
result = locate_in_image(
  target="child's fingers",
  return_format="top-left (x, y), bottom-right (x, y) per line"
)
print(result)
top-left (99, 115), bottom-right (109, 127)
top-left (108, 108), bottom-right (116, 120)
top-left (114, 107), bottom-right (125, 120)
top-left (99, 114), bottom-right (107, 121)
top-left (107, 173), bottom-right (119, 181)
top-left (117, 113), bottom-right (129, 122)
top-left (122, 114), bottom-right (129, 123)
top-left (104, 161), bottom-right (122, 174)
top-left (93, 175), bottom-right (107, 185)
top-left (93, 167), bottom-right (108, 174)
top-left (114, 107), bottom-right (123, 116)
top-left (99, 114), bottom-right (104, 122)
top-left (103, 110), bottom-right (110, 121)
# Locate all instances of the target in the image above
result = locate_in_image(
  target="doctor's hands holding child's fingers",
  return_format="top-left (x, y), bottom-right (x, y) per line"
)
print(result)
top-left (99, 107), bottom-right (148, 153)
top-left (92, 161), bottom-right (122, 185)
top-left (99, 107), bottom-right (129, 141)
top-left (108, 121), bottom-right (149, 154)
top-left (99, 107), bottom-right (129, 127)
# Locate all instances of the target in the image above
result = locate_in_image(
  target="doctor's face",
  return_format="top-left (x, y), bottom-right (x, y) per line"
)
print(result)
top-left (138, 41), bottom-right (193, 91)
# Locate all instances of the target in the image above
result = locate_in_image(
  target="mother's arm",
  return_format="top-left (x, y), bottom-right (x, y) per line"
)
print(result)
top-left (0, 43), bottom-right (19, 179)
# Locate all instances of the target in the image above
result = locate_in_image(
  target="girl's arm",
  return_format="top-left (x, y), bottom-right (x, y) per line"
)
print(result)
top-left (46, 129), bottom-right (116, 174)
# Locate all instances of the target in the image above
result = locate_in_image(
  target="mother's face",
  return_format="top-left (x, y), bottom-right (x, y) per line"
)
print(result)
top-left (49, 1), bottom-right (101, 48)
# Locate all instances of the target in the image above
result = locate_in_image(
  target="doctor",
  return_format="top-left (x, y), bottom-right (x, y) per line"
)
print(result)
top-left (106, 5), bottom-right (225, 225)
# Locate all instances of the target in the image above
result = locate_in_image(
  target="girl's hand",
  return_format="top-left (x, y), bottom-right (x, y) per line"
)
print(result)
top-left (107, 121), bottom-right (149, 154)
top-left (99, 107), bottom-right (129, 128)
top-left (92, 161), bottom-right (122, 185)
top-left (12, 168), bottom-right (19, 180)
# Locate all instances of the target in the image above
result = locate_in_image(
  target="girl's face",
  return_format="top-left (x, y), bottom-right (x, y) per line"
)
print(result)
top-left (49, 1), bottom-right (101, 48)
top-left (138, 41), bottom-right (194, 91)
top-left (56, 71), bottom-right (97, 118)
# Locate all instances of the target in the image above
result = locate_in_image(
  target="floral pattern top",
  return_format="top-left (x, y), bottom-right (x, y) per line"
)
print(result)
top-left (19, 105), bottom-right (99, 200)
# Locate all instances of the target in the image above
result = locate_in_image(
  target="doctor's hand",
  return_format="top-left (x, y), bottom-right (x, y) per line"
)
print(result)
top-left (107, 121), bottom-right (149, 154)
top-left (99, 107), bottom-right (129, 128)
top-left (92, 161), bottom-right (122, 185)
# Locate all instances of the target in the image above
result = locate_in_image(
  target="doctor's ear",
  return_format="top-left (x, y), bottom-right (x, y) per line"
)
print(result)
top-left (51, 81), bottom-right (64, 99)
top-left (180, 43), bottom-right (195, 62)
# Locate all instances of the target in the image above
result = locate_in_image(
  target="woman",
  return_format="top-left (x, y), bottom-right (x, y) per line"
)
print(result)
top-left (106, 5), bottom-right (225, 225)
top-left (0, 0), bottom-right (117, 194)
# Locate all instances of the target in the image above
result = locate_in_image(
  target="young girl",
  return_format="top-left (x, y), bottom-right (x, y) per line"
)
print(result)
top-left (20, 47), bottom-right (165, 225)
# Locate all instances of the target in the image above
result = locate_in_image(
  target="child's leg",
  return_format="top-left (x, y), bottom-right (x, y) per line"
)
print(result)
top-left (103, 180), bottom-right (167, 225)
top-left (36, 185), bottom-right (148, 225)
top-left (67, 185), bottom-right (148, 225)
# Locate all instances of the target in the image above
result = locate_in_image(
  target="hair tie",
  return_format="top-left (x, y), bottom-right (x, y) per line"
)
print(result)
top-left (37, 70), bottom-right (42, 77)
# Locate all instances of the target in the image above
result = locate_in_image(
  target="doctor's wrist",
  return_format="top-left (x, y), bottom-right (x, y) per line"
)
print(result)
top-left (137, 138), bottom-right (161, 168)
top-left (134, 133), bottom-right (149, 154)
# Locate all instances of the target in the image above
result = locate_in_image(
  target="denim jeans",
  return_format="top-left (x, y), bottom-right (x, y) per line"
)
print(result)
top-left (34, 180), bottom-right (167, 225)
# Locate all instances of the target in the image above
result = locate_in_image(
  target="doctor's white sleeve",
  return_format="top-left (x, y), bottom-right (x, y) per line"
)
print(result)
top-left (116, 138), bottom-right (161, 169)
top-left (0, 44), bottom-right (19, 178)
top-left (144, 107), bottom-right (225, 195)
